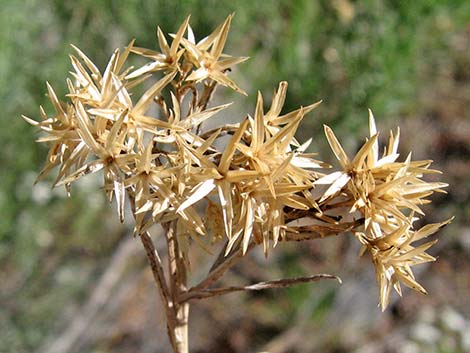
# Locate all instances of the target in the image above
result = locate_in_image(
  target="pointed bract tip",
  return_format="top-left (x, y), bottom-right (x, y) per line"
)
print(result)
top-left (21, 115), bottom-right (38, 125)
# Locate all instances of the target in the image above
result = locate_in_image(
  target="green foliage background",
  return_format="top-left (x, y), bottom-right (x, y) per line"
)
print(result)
top-left (1, 1), bottom-right (468, 352)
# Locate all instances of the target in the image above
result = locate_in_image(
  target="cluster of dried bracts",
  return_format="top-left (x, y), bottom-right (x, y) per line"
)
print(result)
top-left (25, 14), bottom-right (451, 312)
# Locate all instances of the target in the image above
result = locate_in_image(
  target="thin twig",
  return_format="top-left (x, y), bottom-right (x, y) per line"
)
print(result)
top-left (178, 83), bottom-right (198, 108)
top-left (284, 219), bottom-right (363, 242)
top-left (128, 193), bottom-right (172, 310)
top-left (179, 274), bottom-right (341, 302)
top-left (199, 124), bottom-right (240, 139)
top-left (139, 232), bottom-right (171, 306)
top-left (284, 203), bottom-right (357, 223)
top-left (198, 80), bottom-right (218, 111)
top-left (128, 191), bottom-right (178, 352)
top-left (188, 219), bottom-right (360, 294)
top-left (190, 242), bottom-right (256, 292)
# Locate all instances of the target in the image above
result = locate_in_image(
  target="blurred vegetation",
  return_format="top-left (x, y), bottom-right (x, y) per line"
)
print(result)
top-left (1, 1), bottom-right (469, 352)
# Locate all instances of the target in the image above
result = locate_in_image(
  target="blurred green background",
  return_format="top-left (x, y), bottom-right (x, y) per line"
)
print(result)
top-left (1, 1), bottom-right (469, 352)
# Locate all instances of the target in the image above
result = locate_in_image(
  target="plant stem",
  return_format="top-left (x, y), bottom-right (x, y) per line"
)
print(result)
top-left (139, 232), bottom-right (179, 351)
top-left (132, 187), bottom-right (189, 353)
top-left (180, 274), bottom-right (341, 302)
top-left (164, 221), bottom-right (189, 353)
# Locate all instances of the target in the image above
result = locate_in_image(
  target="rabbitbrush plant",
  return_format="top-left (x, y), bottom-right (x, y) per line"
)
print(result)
top-left (25, 15), bottom-right (452, 353)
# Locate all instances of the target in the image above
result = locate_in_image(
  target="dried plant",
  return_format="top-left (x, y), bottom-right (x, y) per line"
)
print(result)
top-left (24, 14), bottom-right (452, 353)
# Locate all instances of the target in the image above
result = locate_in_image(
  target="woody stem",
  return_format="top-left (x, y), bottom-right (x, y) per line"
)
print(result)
top-left (131, 191), bottom-right (188, 353)
top-left (164, 221), bottom-right (189, 353)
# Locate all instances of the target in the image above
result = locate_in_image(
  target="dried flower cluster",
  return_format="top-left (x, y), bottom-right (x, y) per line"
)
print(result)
top-left (316, 111), bottom-right (451, 309)
top-left (25, 14), bottom-right (451, 352)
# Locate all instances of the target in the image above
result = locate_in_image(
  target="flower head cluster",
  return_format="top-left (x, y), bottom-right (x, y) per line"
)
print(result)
top-left (24, 15), bottom-right (325, 254)
top-left (316, 111), bottom-right (450, 309)
top-left (25, 15), bottom-right (450, 311)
